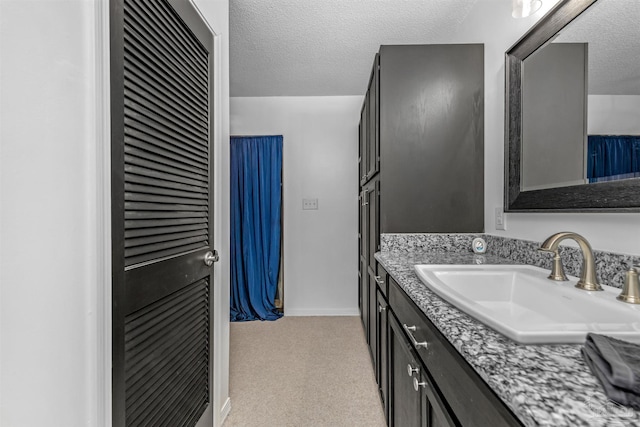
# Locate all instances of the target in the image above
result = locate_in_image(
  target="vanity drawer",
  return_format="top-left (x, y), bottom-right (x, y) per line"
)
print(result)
top-left (376, 263), bottom-right (389, 297)
top-left (389, 276), bottom-right (522, 427)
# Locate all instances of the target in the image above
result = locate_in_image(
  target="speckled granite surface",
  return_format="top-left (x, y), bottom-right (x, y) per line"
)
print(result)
top-left (375, 248), bottom-right (640, 427)
top-left (381, 233), bottom-right (640, 289)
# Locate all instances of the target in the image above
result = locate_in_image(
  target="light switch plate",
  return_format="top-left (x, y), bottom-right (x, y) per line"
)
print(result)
top-left (303, 198), bottom-right (318, 210)
top-left (495, 207), bottom-right (506, 230)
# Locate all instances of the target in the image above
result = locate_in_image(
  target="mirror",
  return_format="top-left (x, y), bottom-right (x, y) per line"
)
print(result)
top-left (505, 0), bottom-right (640, 211)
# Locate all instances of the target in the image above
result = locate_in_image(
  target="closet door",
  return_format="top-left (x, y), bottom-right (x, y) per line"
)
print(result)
top-left (110, 0), bottom-right (216, 426)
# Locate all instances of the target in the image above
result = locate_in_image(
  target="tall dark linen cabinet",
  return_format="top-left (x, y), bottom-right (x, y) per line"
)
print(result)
top-left (358, 44), bottom-right (484, 423)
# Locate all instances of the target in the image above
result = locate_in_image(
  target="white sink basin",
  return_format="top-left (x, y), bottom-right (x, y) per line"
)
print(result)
top-left (413, 264), bottom-right (640, 344)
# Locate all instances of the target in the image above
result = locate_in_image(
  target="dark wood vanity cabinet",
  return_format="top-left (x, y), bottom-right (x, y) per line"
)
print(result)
top-left (366, 267), bottom-right (523, 426)
top-left (358, 42), bottom-right (484, 339)
top-left (358, 44), bottom-right (493, 426)
top-left (358, 43), bottom-right (484, 354)
top-left (388, 312), bottom-right (456, 427)
top-left (357, 44), bottom-right (484, 235)
top-left (385, 275), bottom-right (522, 427)
top-left (358, 44), bottom-right (484, 341)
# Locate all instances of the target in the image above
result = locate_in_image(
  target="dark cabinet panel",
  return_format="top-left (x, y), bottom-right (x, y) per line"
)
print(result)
top-left (359, 188), bottom-right (368, 335)
top-left (422, 381), bottom-right (456, 427)
top-left (377, 288), bottom-right (389, 421)
top-left (360, 97), bottom-right (369, 186)
top-left (367, 54), bottom-right (380, 181)
top-left (389, 313), bottom-right (422, 427)
top-left (377, 264), bottom-right (389, 298)
top-left (368, 178), bottom-right (379, 272)
top-left (368, 270), bottom-right (378, 365)
top-left (358, 194), bottom-right (363, 324)
top-left (378, 44), bottom-right (484, 233)
top-left (360, 179), bottom-right (377, 343)
top-left (360, 257), bottom-right (369, 339)
top-left (359, 103), bottom-right (366, 186)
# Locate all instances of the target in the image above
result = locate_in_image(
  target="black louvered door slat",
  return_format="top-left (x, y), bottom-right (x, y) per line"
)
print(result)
top-left (123, 30), bottom-right (207, 111)
top-left (125, 183), bottom-right (207, 200)
top-left (111, 0), bottom-right (215, 425)
top-left (124, 280), bottom-right (209, 426)
top-left (125, 120), bottom-right (208, 164)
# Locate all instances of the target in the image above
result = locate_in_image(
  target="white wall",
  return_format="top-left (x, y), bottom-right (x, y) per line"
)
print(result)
top-left (0, 0), bottom-right (231, 426)
top-left (230, 96), bottom-right (362, 316)
top-left (1, 1), bottom-right (101, 425)
top-left (588, 95), bottom-right (640, 134)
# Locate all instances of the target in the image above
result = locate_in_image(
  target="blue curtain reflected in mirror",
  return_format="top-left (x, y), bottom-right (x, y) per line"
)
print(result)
top-left (230, 135), bottom-right (283, 321)
top-left (587, 135), bottom-right (640, 183)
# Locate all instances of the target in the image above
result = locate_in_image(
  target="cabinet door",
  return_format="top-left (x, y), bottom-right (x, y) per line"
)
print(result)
top-left (367, 54), bottom-right (380, 179)
top-left (361, 257), bottom-right (369, 339)
top-left (389, 313), bottom-right (422, 427)
top-left (359, 103), bottom-right (367, 185)
top-left (359, 190), bottom-right (369, 336)
top-left (377, 289), bottom-right (389, 422)
top-left (361, 94), bottom-right (370, 185)
top-left (358, 193), bottom-right (363, 324)
top-left (368, 271), bottom-right (378, 367)
top-left (417, 372), bottom-right (457, 427)
top-left (365, 179), bottom-right (379, 356)
top-left (368, 178), bottom-right (379, 273)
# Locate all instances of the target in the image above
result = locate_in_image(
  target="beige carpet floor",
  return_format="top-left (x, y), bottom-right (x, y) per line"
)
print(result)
top-left (222, 316), bottom-right (387, 427)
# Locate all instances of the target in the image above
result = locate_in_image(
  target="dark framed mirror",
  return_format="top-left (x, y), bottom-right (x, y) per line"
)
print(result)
top-left (505, 0), bottom-right (640, 212)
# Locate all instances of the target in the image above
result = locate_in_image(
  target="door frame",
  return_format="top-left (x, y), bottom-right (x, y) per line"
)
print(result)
top-left (101, 1), bottom-right (225, 426)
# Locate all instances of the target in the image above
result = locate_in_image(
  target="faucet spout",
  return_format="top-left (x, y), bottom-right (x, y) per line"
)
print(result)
top-left (539, 232), bottom-right (602, 291)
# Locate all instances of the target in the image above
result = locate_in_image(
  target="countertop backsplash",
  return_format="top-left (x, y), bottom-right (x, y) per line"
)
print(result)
top-left (380, 233), bottom-right (640, 289)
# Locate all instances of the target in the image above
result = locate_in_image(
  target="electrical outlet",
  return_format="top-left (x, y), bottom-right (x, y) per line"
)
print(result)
top-left (302, 198), bottom-right (318, 210)
top-left (495, 207), bottom-right (506, 230)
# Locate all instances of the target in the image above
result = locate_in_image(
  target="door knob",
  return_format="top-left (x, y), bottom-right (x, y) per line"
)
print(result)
top-left (204, 250), bottom-right (219, 266)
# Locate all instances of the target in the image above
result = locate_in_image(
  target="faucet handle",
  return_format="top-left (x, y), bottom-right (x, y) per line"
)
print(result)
top-left (618, 265), bottom-right (640, 304)
top-left (547, 250), bottom-right (568, 282)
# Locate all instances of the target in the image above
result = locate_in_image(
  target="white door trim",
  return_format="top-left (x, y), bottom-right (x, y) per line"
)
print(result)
top-left (95, 0), bottom-right (112, 426)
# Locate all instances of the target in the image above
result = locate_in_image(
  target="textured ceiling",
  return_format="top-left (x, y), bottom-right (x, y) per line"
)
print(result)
top-left (230, 0), bottom-right (639, 97)
top-left (230, 0), bottom-right (480, 97)
top-left (554, 0), bottom-right (640, 95)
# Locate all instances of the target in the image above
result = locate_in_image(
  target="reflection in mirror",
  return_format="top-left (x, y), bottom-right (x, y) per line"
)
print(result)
top-left (520, 0), bottom-right (640, 191)
top-left (505, 0), bottom-right (640, 211)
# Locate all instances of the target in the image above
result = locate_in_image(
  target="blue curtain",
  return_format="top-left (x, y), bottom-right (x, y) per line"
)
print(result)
top-left (587, 135), bottom-right (640, 183)
top-left (230, 136), bottom-right (283, 321)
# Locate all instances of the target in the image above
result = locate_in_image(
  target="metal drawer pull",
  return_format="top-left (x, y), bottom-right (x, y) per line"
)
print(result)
top-left (413, 377), bottom-right (427, 392)
top-left (378, 304), bottom-right (386, 313)
top-left (402, 324), bottom-right (428, 349)
top-left (407, 364), bottom-right (419, 377)
top-left (375, 275), bottom-right (384, 286)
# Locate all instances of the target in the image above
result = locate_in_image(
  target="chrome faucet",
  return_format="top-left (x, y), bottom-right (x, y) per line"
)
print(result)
top-left (539, 232), bottom-right (603, 292)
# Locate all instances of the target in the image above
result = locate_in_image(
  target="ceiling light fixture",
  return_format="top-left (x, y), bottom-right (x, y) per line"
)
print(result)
top-left (512, 0), bottom-right (543, 18)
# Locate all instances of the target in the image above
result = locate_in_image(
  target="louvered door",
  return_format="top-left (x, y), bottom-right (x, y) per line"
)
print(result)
top-left (111, 0), bottom-right (215, 426)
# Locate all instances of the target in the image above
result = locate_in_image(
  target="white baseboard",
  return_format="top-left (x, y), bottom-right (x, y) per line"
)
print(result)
top-left (284, 308), bottom-right (360, 316)
top-left (219, 397), bottom-right (231, 425)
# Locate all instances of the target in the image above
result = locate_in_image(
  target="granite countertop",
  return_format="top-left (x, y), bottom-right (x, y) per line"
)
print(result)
top-left (375, 249), bottom-right (640, 427)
